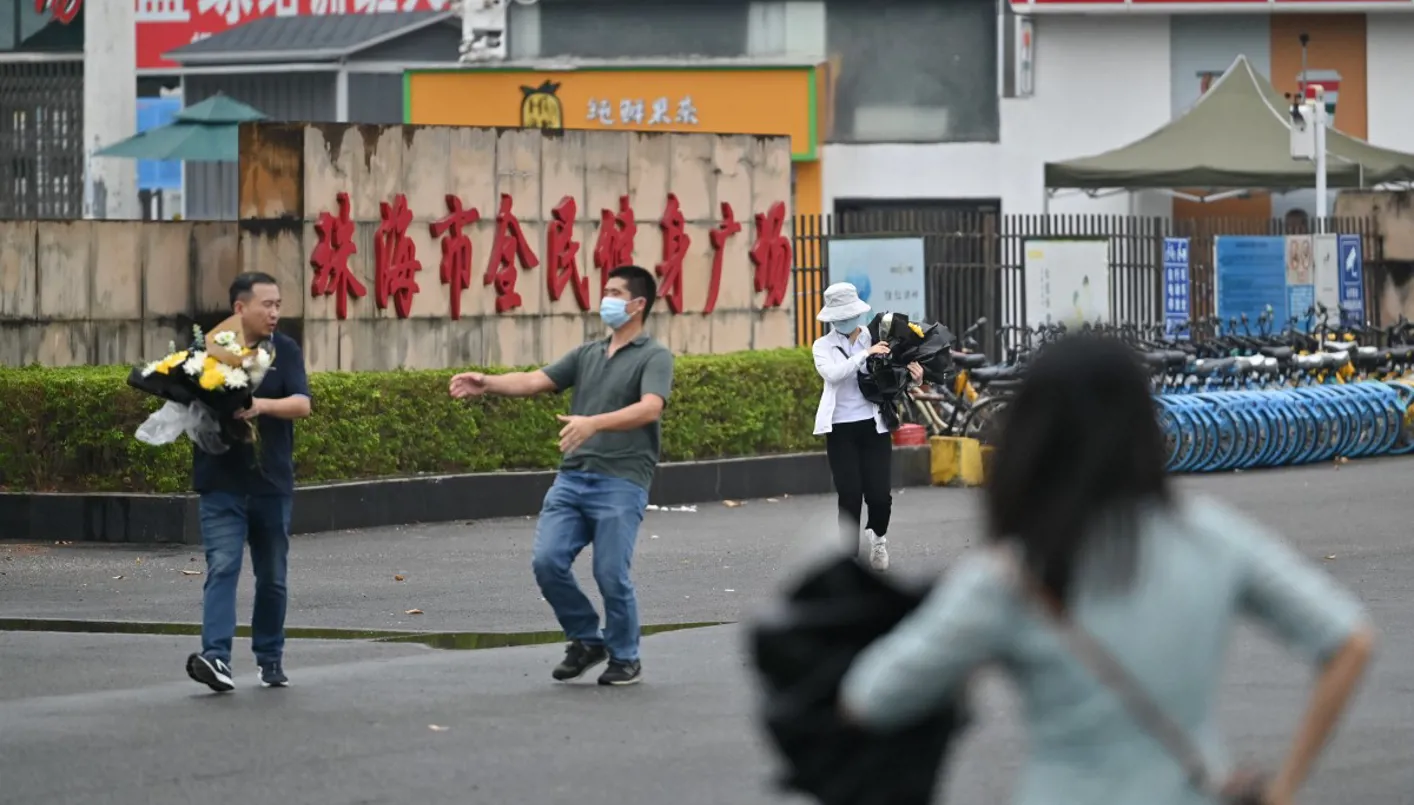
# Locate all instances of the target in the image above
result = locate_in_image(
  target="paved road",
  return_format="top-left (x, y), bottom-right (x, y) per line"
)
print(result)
top-left (1, 460), bottom-right (1411, 805)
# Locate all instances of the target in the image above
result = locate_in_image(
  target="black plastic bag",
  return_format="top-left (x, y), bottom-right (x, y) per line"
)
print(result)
top-left (868, 311), bottom-right (955, 383)
top-left (749, 556), bottom-right (970, 805)
top-left (856, 311), bottom-right (956, 431)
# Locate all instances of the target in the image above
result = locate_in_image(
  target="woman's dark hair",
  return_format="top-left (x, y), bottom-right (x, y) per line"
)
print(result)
top-left (985, 333), bottom-right (1170, 606)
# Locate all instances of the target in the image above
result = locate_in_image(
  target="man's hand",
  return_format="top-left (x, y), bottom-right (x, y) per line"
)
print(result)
top-left (556, 415), bottom-right (599, 454)
top-left (868, 342), bottom-right (891, 356)
top-left (450, 372), bottom-right (489, 399)
top-left (236, 398), bottom-right (269, 420)
top-left (908, 362), bottom-right (924, 384)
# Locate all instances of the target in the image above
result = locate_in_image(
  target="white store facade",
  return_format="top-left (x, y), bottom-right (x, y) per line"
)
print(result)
top-left (824, 0), bottom-right (1414, 222)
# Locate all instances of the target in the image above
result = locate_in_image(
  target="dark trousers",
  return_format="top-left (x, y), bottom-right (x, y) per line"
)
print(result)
top-left (825, 418), bottom-right (893, 546)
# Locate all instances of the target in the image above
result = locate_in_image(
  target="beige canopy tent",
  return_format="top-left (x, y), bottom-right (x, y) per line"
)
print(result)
top-left (1045, 55), bottom-right (1414, 199)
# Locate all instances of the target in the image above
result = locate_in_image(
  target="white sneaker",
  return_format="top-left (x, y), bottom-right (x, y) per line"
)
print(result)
top-left (866, 529), bottom-right (890, 572)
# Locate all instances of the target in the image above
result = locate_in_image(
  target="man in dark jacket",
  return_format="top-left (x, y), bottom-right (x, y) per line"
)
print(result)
top-left (186, 272), bottom-right (312, 693)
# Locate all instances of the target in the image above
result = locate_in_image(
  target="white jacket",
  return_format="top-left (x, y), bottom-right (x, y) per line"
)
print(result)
top-left (812, 328), bottom-right (888, 436)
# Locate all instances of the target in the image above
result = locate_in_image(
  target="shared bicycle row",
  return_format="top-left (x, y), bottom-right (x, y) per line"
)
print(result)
top-left (899, 306), bottom-right (1414, 472)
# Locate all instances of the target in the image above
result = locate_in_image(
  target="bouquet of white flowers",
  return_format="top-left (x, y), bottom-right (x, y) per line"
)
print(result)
top-left (127, 314), bottom-right (277, 455)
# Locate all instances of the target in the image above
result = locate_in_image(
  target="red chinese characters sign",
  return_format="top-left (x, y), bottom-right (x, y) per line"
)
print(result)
top-left (592, 196), bottom-right (636, 294)
top-left (654, 194), bottom-right (691, 315)
top-left (373, 194), bottom-right (422, 318)
top-left (546, 197), bottom-right (591, 312)
top-left (307, 193), bottom-right (789, 319)
top-left (429, 195), bottom-right (480, 321)
top-left (484, 193), bottom-right (539, 313)
top-left (136, 0), bottom-right (452, 71)
top-left (750, 202), bottom-right (792, 309)
top-left (309, 192), bottom-right (366, 320)
top-left (706, 203), bottom-right (742, 315)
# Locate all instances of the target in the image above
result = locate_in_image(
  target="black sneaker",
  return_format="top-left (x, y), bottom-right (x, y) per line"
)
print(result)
top-left (259, 661), bottom-right (289, 688)
top-left (597, 659), bottom-right (643, 686)
top-left (552, 640), bottom-right (609, 681)
top-left (186, 652), bottom-right (235, 693)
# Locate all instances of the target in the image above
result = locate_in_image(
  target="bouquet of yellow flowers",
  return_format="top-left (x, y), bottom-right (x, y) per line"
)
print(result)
top-left (127, 314), bottom-right (277, 455)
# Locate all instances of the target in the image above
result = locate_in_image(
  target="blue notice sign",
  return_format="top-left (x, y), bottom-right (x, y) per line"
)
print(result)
top-left (1337, 234), bottom-right (1366, 327)
top-left (1163, 237), bottom-right (1190, 338)
top-left (1215, 236), bottom-right (1288, 333)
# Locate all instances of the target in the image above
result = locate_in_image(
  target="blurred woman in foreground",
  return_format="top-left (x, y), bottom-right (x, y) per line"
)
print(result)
top-left (840, 335), bottom-right (1374, 805)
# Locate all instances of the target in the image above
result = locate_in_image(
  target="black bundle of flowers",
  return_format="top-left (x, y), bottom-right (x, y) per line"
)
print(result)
top-left (126, 314), bottom-right (276, 455)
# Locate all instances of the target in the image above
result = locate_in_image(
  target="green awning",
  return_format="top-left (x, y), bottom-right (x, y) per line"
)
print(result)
top-left (1045, 55), bottom-right (1414, 191)
top-left (94, 94), bottom-right (266, 163)
top-left (173, 94), bottom-right (266, 124)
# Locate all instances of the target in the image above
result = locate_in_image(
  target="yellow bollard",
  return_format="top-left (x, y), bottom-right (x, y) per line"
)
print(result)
top-left (929, 436), bottom-right (986, 487)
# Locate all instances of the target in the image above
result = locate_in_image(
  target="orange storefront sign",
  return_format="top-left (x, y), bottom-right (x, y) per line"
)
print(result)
top-left (404, 66), bottom-right (819, 161)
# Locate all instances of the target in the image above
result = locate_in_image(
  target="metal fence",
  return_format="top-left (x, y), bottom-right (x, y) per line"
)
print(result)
top-left (0, 58), bottom-right (83, 219)
top-left (792, 211), bottom-right (1384, 356)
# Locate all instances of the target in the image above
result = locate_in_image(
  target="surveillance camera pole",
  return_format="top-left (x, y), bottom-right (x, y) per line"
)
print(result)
top-left (1298, 33), bottom-right (1326, 232)
top-left (1313, 88), bottom-right (1327, 230)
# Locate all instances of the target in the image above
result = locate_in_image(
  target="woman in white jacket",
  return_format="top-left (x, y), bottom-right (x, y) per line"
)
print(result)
top-left (812, 282), bottom-right (921, 572)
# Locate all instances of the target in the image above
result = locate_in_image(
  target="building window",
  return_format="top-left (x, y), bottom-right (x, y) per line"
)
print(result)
top-left (522, 0), bottom-right (751, 59)
top-left (0, 2), bottom-right (59, 51)
top-left (825, 0), bottom-right (999, 143)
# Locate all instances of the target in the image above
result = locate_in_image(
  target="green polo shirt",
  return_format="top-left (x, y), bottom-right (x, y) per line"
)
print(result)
top-left (541, 333), bottom-right (675, 490)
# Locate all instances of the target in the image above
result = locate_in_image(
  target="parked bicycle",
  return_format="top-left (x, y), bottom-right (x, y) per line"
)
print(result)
top-left (896, 309), bottom-right (1414, 455)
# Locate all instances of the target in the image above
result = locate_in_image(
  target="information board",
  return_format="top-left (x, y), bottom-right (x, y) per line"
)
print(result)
top-left (1163, 237), bottom-right (1190, 338)
top-left (1337, 235), bottom-right (1366, 327)
top-left (1214, 236), bottom-right (1289, 332)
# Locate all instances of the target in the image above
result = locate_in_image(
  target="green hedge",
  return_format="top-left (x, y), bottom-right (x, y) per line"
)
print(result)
top-left (0, 349), bottom-right (821, 494)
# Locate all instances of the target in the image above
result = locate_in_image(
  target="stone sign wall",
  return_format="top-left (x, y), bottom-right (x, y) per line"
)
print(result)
top-left (237, 122), bottom-right (796, 372)
top-left (0, 221), bottom-right (239, 367)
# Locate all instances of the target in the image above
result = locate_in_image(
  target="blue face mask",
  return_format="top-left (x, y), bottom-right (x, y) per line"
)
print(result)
top-left (600, 297), bottom-right (633, 330)
top-left (832, 315), bottom-right (863, 334)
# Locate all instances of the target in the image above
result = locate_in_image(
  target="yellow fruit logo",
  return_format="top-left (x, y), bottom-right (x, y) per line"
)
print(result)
top-left (520, 80), bottom-right (563, 129)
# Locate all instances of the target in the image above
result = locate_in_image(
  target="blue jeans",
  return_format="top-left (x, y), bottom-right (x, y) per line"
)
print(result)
top-left (198, 491), bottom-right (292, 666)
top-left (531, 470), bottom-right (649, 662)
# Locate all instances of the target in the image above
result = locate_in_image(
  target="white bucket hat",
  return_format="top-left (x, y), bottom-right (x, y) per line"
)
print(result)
top-left (817, 282), bottom-right (871, 322)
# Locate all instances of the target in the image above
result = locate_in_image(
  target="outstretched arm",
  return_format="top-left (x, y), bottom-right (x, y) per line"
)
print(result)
top-left (481, 370), bottom-right (559, 397)
top-left (451, 346), bottom-right (580, 400)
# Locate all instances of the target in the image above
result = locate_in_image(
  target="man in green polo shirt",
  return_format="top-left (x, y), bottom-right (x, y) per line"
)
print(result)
top-left (449, 265), bottom-right (674, 686)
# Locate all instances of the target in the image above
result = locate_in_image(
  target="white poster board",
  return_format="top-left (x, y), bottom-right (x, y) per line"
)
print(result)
top-left (1312, 234), bottom-right (1340, 316)
top-left (1023, 238), bottom-right (1110, 328)
top-left (826, 237), bottom-right (928, 324)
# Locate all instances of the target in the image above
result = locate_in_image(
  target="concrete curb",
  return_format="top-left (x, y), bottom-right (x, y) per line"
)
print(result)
top-left (0, 447), bottom-right (933, 545)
